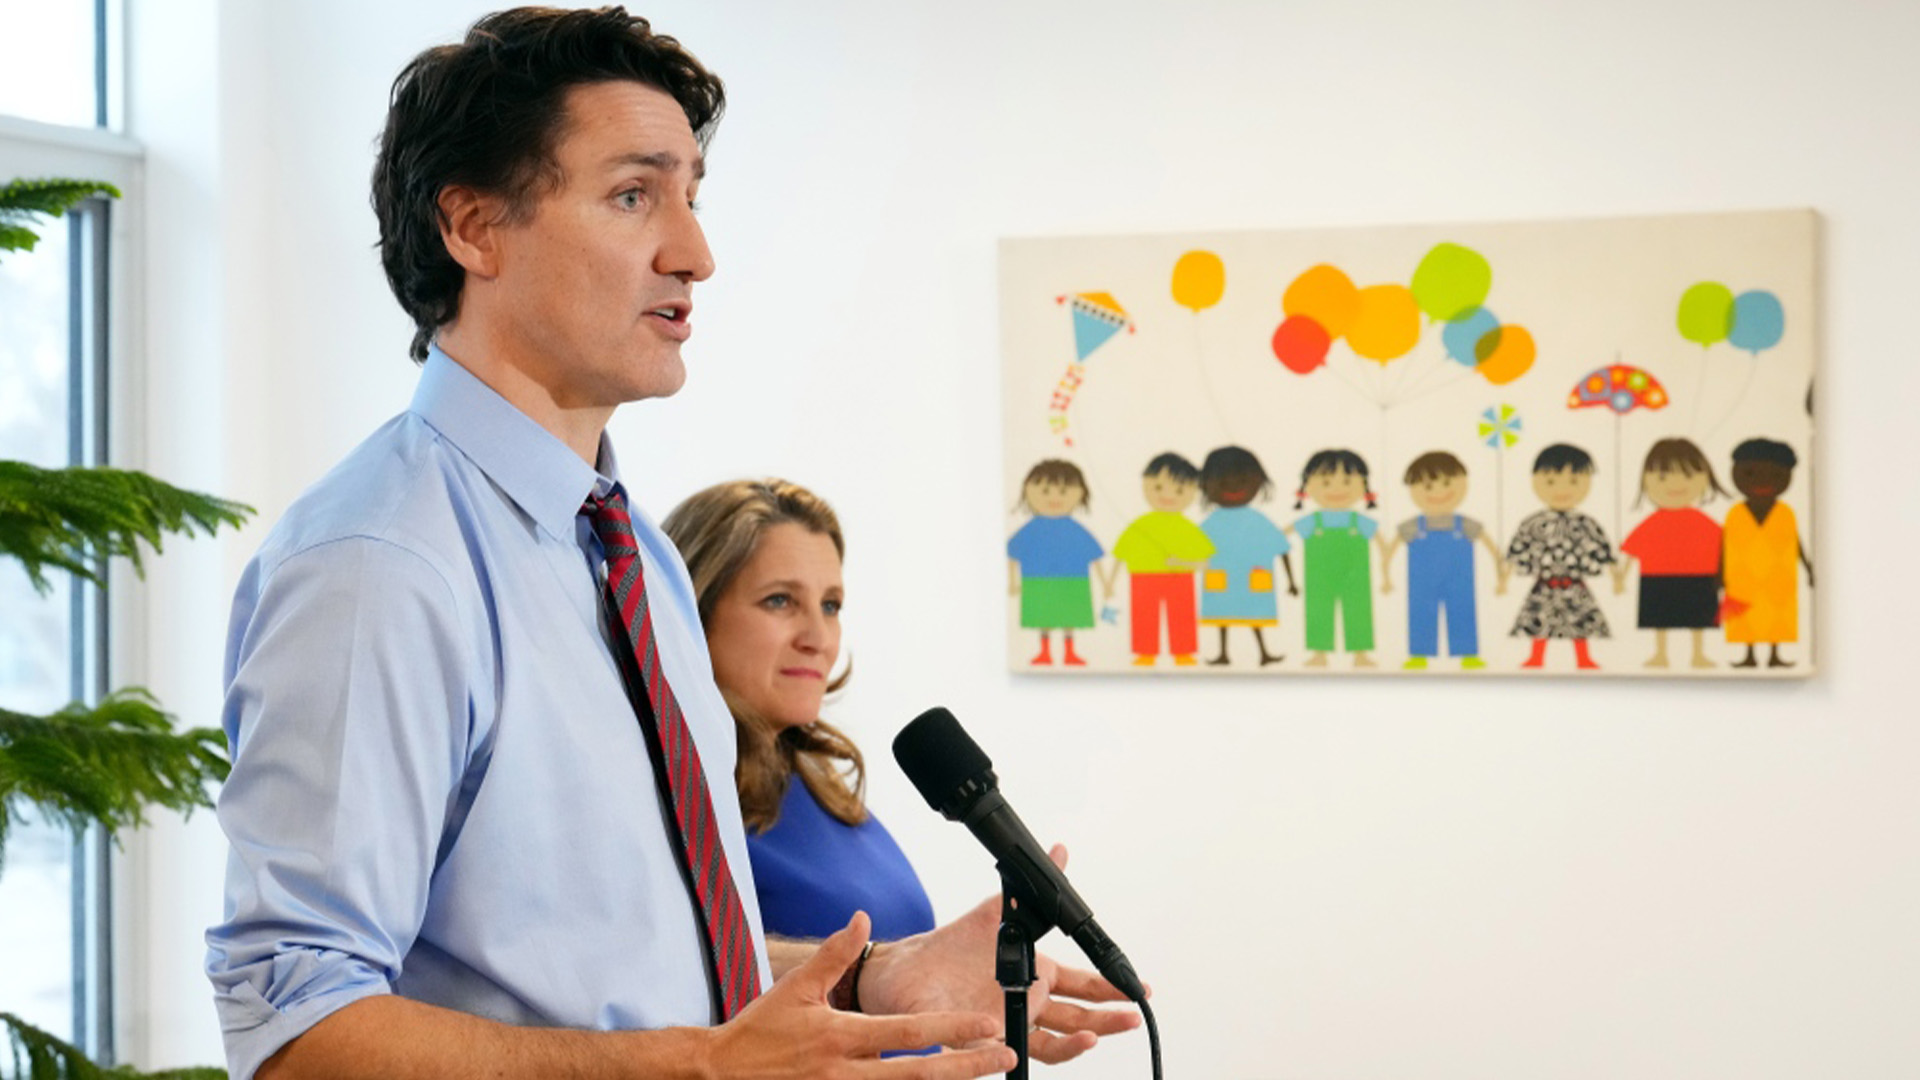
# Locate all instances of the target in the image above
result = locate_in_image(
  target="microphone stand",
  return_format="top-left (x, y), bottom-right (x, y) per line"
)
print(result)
top-left (997, 868), bottom-right (1053, 1080)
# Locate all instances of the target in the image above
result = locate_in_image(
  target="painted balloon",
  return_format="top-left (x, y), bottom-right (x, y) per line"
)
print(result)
top-left (1282, 263), bottom-right (1360, 338)
top-left (1475, 325), bottom-right (1536, 385)
top-left (1344, 283), bottom-right (1421, 362)
top-left (1442, 306), bottom-right (1500, 366)
top-left (1676, 281), bottom-right (1735, 348)
top-left (1410, 242), bottom-right (1492, 322)
top-left (1171, 250), bottom-right (1226, 312)
top-left (1271, 314), bottom-right (1331, 374)
top-left (1727, 289), bottom-right (1785, 354)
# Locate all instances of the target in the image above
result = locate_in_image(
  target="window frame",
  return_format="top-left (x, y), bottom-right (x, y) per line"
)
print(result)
top-left (0, 111), bottom-right (144, 1065)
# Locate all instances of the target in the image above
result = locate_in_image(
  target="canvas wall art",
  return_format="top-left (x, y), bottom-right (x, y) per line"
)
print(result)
top-left (1000, 210), bottom-right (1816, 677)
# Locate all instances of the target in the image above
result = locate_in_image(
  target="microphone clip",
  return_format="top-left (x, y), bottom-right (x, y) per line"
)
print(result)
top-left (996, 865), bottom-right (1052, 1080)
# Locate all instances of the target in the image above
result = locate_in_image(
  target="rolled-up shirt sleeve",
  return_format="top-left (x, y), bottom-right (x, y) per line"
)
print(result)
top-left (206, 535), bottom-right (473, 1080)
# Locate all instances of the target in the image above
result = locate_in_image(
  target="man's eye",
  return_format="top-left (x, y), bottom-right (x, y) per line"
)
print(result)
top-left (823, 599), bottom-right (842, 616)
top-left (616, 189), bottom-right (643, 210)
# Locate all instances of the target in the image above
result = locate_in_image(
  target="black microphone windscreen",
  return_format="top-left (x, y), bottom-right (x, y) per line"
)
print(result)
top-left (892, 707), bottom-right (994, 812)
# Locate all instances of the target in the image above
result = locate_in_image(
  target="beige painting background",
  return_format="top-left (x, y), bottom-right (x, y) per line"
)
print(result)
top-left (1000, 209), bottom-right (1817, 676)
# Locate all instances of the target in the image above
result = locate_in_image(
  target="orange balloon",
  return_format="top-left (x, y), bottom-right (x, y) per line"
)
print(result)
top-left (1282, 264), bottom-right (1360, 338)
top-left (1344, 284), bottom-right (1420, 362)
top-left (1477, 325), bottom-right (1536, 385)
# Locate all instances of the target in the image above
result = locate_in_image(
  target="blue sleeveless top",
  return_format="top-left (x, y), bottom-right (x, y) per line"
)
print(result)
top-left (745, 779), bottom-right (936, 942)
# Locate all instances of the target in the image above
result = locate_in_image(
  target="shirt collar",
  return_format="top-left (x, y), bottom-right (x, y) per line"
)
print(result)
top-left (411, 344), bottom-right (619, 541)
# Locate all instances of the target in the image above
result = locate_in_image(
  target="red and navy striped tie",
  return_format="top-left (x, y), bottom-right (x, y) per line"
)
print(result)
top-left (585, 489), bottom-right (759, 1020)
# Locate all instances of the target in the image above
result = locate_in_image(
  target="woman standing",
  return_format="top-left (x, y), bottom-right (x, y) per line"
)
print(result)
top-left (662, 479), bottom-right (935, 942)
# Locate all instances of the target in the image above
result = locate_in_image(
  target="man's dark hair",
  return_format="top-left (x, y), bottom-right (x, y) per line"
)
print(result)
top-left (1532, 443), bottom-right (1595, 475)
top-left (1142, 452), bottom-right (1200, 483)
top-left (373, 6), bottom-right (726, 361)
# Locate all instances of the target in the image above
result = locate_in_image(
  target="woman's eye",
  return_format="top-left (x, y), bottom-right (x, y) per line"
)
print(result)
top-left (616, 189), bottom-right (643, 210)
top-left (760, 593), bottom-right (789, 610)
top-left (823, 599), bottom-right (842, 616)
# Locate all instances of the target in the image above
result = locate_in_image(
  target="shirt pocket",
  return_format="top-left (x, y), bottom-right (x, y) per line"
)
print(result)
top-left (1249, 568), bottom-right (1274, 592)
top-left (1203, 570), bottom-right (1228, 592)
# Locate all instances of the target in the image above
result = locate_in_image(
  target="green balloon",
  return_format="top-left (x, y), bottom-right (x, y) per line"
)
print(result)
top-left (1677, 282), bottom-right (1734, 348)
top-left (1411, 242), bottom-right (1492, 322)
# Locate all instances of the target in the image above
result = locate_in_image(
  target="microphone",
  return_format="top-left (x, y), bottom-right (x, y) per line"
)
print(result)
top-left (892, 706), bottom-right (1145, 1002)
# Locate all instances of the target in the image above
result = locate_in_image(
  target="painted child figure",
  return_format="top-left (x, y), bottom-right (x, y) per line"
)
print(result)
top-left (1502, 443), bottom-right (1615, 670)
top-left (1007, 459), bottom-right (1113, 666)
top-left (1112, 452), bottom-right (1215, 667)
top-left (1196, 446), bottom-right (1297, 667)
top-left (1288, 449), bottom-right (1388, 669)
top-left (1379, 451), bottom-right (1507, 670)
top-left (1612, 437), bottom-right (1728, 669)
top-left (1722, 438), bottom-right (1814, 669)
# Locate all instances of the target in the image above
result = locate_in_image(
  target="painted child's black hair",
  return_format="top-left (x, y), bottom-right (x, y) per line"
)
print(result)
top-left (1532, 443), bottom-right (1595, 475)
top-left (1731, 437), bottom-right (1798, 470)
top-left (1143, 451), bottom-right (1200, 483)
top-left (1200, 445), bottom-right (1272, 507)
top-left (1294, 448), bottom-right (1376, 510)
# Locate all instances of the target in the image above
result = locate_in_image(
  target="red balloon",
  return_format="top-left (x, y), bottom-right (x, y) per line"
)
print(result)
top-left (1271, 314), bottom-right (1331, 374)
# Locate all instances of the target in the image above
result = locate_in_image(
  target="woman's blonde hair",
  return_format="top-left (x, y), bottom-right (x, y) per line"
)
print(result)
top-left (661, 479), bottom-right (865, 832)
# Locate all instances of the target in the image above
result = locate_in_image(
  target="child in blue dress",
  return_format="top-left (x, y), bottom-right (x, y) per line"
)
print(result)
top-left (1197, 446), bottom-right (1296, 666)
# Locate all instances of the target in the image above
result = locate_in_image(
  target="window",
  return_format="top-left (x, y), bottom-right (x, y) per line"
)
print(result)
top-left (1, 0), bottom-right (131, 1060)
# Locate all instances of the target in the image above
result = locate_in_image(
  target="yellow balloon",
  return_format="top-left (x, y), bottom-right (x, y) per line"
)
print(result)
top-left (1282, 263), bottom-right (1359, 338)
top-left (1171, 250), bottom-right (1226, 312)
top-left (1477, 325), bottom-right (1537, 385)
top-left (1344, 284), bottom-right (1420, 362)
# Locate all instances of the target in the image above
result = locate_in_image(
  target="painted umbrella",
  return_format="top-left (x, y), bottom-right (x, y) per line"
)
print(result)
top-left (1567, 363), bottom-right (1668, 536)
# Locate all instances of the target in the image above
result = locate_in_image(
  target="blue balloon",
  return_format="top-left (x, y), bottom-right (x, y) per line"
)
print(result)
top-left (1727, 290), bottom-right (1785, 354)
top-left (1442, 306), bottom-right (1500, 366)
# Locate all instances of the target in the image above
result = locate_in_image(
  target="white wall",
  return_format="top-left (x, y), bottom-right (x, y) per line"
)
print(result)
top-left (126, 1), bottom-right (1919, 1076)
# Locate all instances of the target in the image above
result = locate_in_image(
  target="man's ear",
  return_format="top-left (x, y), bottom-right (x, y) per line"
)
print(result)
top-left (437, 184), bottom-right (507, 279)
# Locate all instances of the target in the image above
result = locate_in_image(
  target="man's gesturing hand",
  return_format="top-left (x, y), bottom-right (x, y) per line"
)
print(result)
top-left (857, 845), bottom-right (1143, 1066)
top-left (704, 912), bottom-right (1016, 1079)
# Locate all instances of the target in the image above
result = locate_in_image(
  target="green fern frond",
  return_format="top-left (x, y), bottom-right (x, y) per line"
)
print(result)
top-left (0, 462), bottom-right (253, 593)
top-left (0, 224), bottom-right (37, 254)
top-left (0, 180), bottom-right (120, 260)
top-left (0, 179), bottom-right (121, 218)
top-left (3, 1011), bottom-right (226, 1079)
top-left (0, 690), bottom-right (229, 867)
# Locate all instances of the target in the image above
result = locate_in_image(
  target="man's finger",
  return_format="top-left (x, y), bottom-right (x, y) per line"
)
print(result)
top-left (1045, 961), bottom-right (1137, 1004)
top-left (790, 911), bottom-right (872, 998)
top-left (841, 1010), bottom-right (1001, 1059)
top-left (1035, 996), bottom-right (1143, 1037)
top-left (1026, 1029), bottom-right (1099, 1066)
top-left (882, 1042), bottom-right (1020, 1079)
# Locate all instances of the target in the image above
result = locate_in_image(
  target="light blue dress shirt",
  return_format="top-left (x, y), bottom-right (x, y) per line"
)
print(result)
top-left (205, 347), bottom-right (769, 1080)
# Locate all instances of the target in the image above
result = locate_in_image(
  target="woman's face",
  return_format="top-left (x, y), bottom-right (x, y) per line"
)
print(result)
top-left (705, 522), bottom-right (844, 730)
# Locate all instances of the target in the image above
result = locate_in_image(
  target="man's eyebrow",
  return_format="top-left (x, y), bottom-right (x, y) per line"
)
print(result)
top-left (608, 151), bottom-right (705, 180)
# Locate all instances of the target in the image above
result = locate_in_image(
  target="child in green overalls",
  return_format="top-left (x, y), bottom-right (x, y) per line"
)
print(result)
top-left (1288, 449), bottom-right (1390, 669)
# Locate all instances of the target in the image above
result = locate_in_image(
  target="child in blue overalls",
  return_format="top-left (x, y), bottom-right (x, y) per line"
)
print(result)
top-left (1381, 451), bottom-right (1509, 669)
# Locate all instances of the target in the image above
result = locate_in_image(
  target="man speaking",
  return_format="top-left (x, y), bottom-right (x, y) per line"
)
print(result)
top-left (205, 8), bottom-right (1136, 1078)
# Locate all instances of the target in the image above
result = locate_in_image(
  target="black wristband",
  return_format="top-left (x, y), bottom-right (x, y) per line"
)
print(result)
top-left (830, 940), bottom-right (875, 1012)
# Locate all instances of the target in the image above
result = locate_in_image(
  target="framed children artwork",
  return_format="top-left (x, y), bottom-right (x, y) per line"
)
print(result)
top-left (999, 209), bottom-right (1816, 677)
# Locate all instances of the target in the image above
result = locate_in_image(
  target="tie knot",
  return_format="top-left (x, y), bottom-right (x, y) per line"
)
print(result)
top-left (584, 490), bottom-right (638, 551)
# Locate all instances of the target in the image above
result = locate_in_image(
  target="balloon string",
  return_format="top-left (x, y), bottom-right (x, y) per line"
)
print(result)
top-left (1705, 361), bottom-right (1760, 442)
top-left (1394, 365), bottom-right (1477, 409)
top-left (1687, 348), bottom-right (1713, 435)
top-left (1325, 358), bottom-right (1375, 407)
top-left (1190, 313), bottom-right (1239, 444)
top-left (1381, 342), bottom-right (1441, 408)
top-left (1389, 348), bottom-right (1456, 408)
